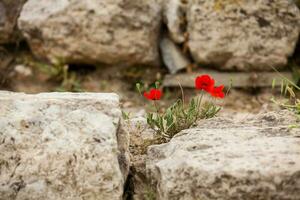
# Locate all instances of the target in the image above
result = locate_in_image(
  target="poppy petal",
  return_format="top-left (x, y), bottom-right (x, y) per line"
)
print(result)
top-left (195, 74), bottom-right (215, 92)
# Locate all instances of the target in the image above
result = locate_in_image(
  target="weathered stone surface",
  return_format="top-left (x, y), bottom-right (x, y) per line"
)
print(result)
top-left (0, 0), bottom-right (26, 44)
top-left (123, 116), bottom-right (154, 141)
top-left (0, 92), bottom-right (129, 200)
top-left (163, 0), bottom-right (187, 43)
top-left (18, 0), bottom-right (162, 66)
top-left (147, 111), bottom-right (300, 200)
top-left (187, 0), bottom-right (300, 71)
top-left (160, 35), bottom-right (191, 74)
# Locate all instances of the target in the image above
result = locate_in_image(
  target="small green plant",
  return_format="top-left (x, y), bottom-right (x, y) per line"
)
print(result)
top-left (271, 69), bottom-right (300, 118)
top-left (21, 57), bottom-right (84, 92)
top-left (139, 74), bottom-right (225, 142)
top-left (146, 98), bottom-right (221, 141)
top-left (54, 69), bottom-right (83, 92)
top-left (122, 111), bottom-right (131, 120)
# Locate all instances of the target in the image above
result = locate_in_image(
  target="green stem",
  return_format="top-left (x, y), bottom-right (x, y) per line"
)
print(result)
top-left (225, 80), bottom-right (232, 96)
top-left (177, 80), bottom-right (185, 106)
top-left (268, 64), bottom-right (300, 91)
top-left (153, 100), bottom-right (159, 113)
top-left (196, 92), bottom-right (204, 118)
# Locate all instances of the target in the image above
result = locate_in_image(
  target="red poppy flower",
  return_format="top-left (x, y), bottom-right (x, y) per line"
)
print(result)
top-left (210, 85), bottom-right (225, 99)
top-left (144, 89), bottom-right (162, 100)
top-left (195, 75), bottom-right (215, 92)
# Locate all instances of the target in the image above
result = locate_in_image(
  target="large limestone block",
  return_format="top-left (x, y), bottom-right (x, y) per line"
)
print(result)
top-left (18, 0), bottom-right (162, 66)
top-left (0, 92), bottom-right (129, 200)
top-left (187, 0), bottom-right (300, 71)
top-left (147, 111), bottom-right (300, 200)
top-left (0, 0), bottom-right (26, 44)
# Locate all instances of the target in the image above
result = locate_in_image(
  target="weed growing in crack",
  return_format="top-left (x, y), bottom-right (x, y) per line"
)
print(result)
top-left (271, 68), bottom-right (300, 123)
top-left (137, 74), bottom-right (225, 143)
top-left (146, 98), bottom-right (221, 142)
top-left (21, 57), bottom-right (84, 92)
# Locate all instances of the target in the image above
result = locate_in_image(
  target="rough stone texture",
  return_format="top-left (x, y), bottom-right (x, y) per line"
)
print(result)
top-left (163, 0), bottom-right (187, 43)
top-left (18, 0), bottom-right (162, 66)
top-left (123, 116), bottom-right (154, 141)
top-left (160, 35), bottom-right (191, 74)
top-left (147, 111), bottom-right (300, 200)
top-left (0, 92), bottom-right (129, 200)
top-left (0, 0), bottom-right (26, 44)
top-left (187, 0), bottom-right (300, 71)
top-left (122, 116), bottom-right (155, 200)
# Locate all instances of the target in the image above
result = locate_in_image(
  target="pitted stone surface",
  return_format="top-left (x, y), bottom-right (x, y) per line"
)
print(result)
top-left (187, 0), bottom-right (300, 71)
top-left (18, 0), bottom-right (162, 66)
top-left (147, 111), bottom-right (300, 200)
top-left (163, 0), bottom-right (187, 43)
top-left (0, 92), bottom-right (129, 200)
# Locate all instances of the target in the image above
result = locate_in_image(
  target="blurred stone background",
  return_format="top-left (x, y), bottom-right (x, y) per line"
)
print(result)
top-left (1, 1), bottom-right (300, 200)
top-left (0, 0), bottom-right (299, 102)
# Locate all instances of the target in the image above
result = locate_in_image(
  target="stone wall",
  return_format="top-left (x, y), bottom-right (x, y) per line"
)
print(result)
top-left (0, 0), bottom-right (27, 44)
top-left (0, 0), bottom-right (300, 71)
top-left (0, 92), bottom-right (299, 199)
